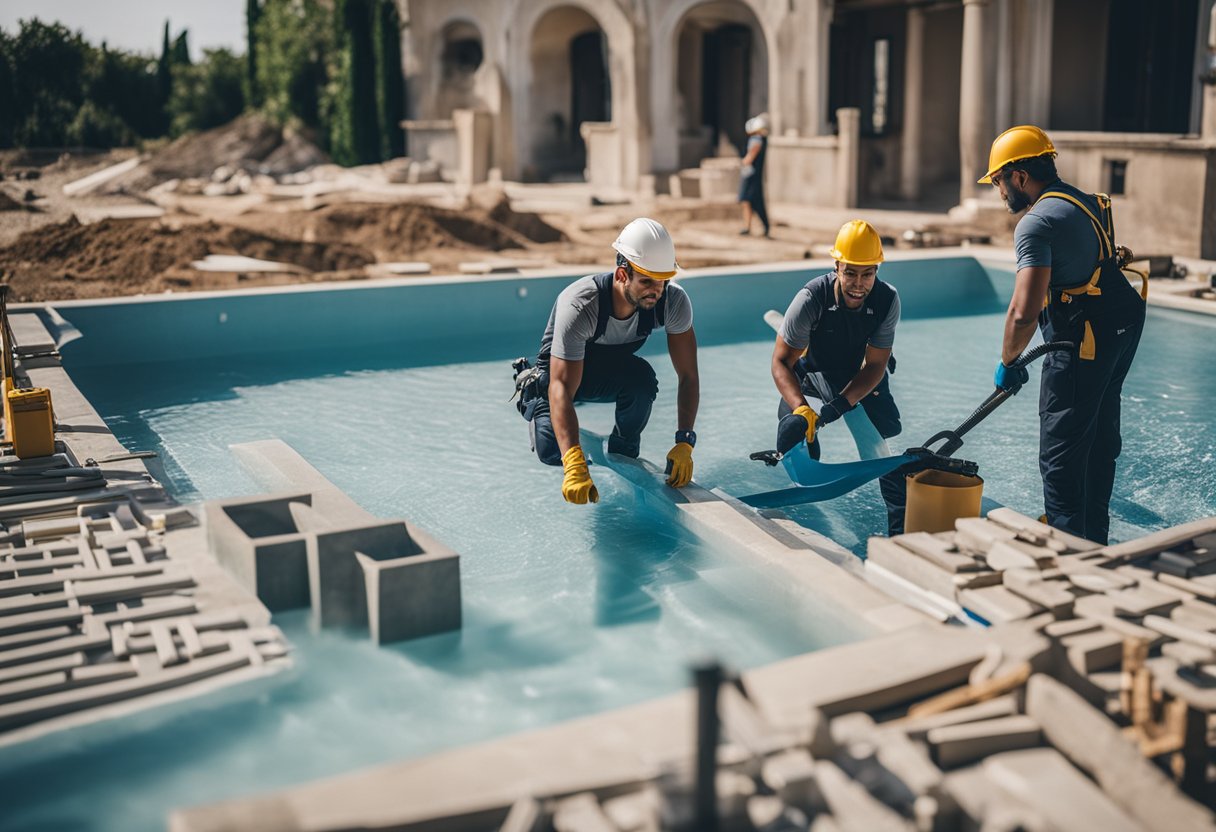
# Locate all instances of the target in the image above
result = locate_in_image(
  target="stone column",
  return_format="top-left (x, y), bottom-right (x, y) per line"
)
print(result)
top-left (837, 107), bottom-right (860, 208)
top-left (959, 0), bottom-right (991, 202)
top-left (900, 6), bottom-right (925, 202)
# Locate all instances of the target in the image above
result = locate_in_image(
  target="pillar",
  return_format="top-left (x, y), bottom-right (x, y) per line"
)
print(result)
top-left (837, 107), bottom-right (860, 208)
top-left (900, 6), bottom-right (925, 201)
top-left (959, 0), bottom-right (990, 202)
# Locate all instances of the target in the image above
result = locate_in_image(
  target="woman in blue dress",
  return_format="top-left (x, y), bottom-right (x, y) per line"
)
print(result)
top-left (738, 114), bottom-right (770, 238)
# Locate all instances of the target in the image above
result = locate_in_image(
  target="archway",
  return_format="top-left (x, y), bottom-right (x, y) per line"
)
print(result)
top-left (435, 20), bottom-right (487, 116)
top-left (674, 1), bottom-right (769, 167)
top-left (527, 6), bottom-right (611, 180)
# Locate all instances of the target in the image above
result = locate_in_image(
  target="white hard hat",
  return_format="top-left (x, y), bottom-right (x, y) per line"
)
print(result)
top-left (746, 114), bottom-right (770, 134)
top-left (612, 218), bottom-right (678, 279)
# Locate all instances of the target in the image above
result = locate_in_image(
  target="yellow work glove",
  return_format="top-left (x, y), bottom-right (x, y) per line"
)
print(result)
top-left (793, 404), bottom-right (819, 445)
top-left (561, 445), bottom-right (599, 505)
top-left (665, 442), bottom-right (694, 488)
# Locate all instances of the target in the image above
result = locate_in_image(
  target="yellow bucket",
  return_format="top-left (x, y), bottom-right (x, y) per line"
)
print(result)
top-left (7, 386), bottom-right (55, 459)
top-left (905, 469), bottom-right (984, 534)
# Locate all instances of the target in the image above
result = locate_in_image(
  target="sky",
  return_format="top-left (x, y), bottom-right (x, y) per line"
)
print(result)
top-left (0, 1), bottom-right (246, 59)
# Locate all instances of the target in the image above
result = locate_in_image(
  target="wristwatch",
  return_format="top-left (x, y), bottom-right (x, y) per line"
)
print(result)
top-left (675, 430), bottom-right (697, 447)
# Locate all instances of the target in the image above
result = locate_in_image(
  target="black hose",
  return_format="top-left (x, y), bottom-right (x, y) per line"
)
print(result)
top-left (922, 341), bottom-right (1074, 457)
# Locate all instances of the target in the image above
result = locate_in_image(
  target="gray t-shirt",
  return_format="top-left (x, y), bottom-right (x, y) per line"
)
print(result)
top-left (778, 274), bottom-right (900, 351)
top-left (1015, 180), bottom-right (1103, 290)
top-left (539, 274), bottom-right (694, 362)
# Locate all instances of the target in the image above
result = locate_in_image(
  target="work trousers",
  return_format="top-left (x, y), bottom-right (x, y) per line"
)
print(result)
top-left (1039, 297), bottom-right (1145, 545)
top-left (530, 353), bottom-right (659, 465)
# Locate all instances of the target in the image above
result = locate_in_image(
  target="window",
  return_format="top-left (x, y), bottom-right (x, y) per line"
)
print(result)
top-left (1105, 159), bottom-right (1128, 196)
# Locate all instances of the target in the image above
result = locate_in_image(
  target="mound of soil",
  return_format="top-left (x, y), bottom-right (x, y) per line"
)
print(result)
top-left (0, 216), bottom-right (372, 301)
top-left (0, 190), bottom-right (34, 212)
top-left (108, 114), bottom-right (327, 192)
top-left (284, 198), bottom-right (564, 261)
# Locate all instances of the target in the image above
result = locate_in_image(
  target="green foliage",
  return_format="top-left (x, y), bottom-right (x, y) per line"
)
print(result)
top-left (4, 19), bottom-right (88, 146)
top-left (245, 0), bottom-right (262, 107)
top-left (172, 31), bottom-right (191, 66)
top-left (345, 0), bottom-right (380, 165)
top-left (168, 48), bottom-right (245, 136)
top-left (0, 31), bottom-right (15, 148)
top-left (254, 0), bottom-right (331, 128)
top-left (67, 99), bottom-right (134, 147)
top-left (373, 0), bottom-right (404, 159)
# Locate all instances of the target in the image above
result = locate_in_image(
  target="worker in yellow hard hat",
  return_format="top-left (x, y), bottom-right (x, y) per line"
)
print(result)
top-left (511, 218), bottom-right (700, 505)
top-left (980, 125), bottom-right (1146, 544)
top-left (770, 219), bottom-right (907, 535)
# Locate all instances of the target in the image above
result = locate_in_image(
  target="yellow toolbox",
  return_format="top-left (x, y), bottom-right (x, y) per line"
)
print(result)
top-left (7, 386), bottom-right (55, 459)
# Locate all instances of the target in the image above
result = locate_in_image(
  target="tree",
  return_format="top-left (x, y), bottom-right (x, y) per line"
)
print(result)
top-left (172, 30), bottom-right (191, 67)
top-left (345, 0), bottom-right (380, 164)
top-left (254, 0), bottom-right (330, 128)
top-left (373, 0), bottom-right (404, 159)
top-left (0, 30), bottom-right (15, 148)
top-left (245, 0), bottom-right (262, 107)
top-left (168, 48), bottom-right (245, 136)
top-left (6, 19), bottom-right (89, 147)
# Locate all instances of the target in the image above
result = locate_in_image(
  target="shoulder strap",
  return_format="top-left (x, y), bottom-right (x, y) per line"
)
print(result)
top-left (591, 272), bottom-right (614, 342)
top-left (1039, 191), bottom-right (1113, 260)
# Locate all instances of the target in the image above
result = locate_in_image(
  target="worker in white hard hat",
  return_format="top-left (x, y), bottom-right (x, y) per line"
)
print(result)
top-left (738, 114), bottom-right (770, 237)
top-left (511, 218), bottom-right (700, 505)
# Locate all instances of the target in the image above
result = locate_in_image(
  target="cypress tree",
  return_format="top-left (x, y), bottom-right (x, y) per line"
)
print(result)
top-left (245, 0), bottom-right (261, 107)
top-left (374, 0), bottom-right (404, 159)
top-left (346, 0), bottom-right (379, 164)
top-left (172, 31), bottom-right (191, 66)
top-left (157, 20), bottom-right (172, 127)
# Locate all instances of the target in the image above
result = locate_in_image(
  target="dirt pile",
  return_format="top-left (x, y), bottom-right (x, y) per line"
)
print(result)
top-left (0, 216), bottom-right (372, 302)
top-left (262, 198), bottom-right (566, 261)
top-left (107, 114), bottom-right (328, 192)
top-left (0, 189), bottom-right (35, 212)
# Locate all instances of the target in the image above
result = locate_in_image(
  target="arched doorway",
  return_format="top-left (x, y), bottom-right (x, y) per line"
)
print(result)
top-left (527, 6), bottom-right (611, 180)
top-left (674, 2), bottom-right (769, 167)
top-left (435, 20), bottom-right (487, 116)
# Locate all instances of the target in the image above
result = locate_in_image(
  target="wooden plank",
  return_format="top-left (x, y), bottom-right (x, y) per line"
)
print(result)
top-left (985, 508), bottom-right (1100, 553)
top-left (0, 652), bottom-right (84, 685)
top-left (0, 632), bottom-right (111, 669)
top-left (0, 625), bottom-right (73, 651)
top-left (0, 591), bottom-right (70, 616)
top-left (0, 605), bottom-right (83, 636)
top-left (150, 623), bottom-right (180, 667)
top-left (959, 585), bottom-right (1041, 623)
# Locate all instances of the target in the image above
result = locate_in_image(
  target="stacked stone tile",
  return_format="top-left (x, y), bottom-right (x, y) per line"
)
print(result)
top-left (434, 511), bottom-right (1216, 832)
top-left (0, 489), bottom-right (291, 741)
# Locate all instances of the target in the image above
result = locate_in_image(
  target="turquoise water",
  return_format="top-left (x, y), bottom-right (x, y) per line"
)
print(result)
top-left (3, 265), bottom-right (1214, 830)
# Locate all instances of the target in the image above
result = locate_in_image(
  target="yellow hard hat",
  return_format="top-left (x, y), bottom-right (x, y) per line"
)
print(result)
top-left (828, 219), bottom-right (884, 266)
top-left (978, 124), bottom-right (1056, 184)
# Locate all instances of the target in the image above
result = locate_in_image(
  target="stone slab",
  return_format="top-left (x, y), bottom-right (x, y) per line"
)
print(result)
top-left (927, 716), bottom-right (1041, 768)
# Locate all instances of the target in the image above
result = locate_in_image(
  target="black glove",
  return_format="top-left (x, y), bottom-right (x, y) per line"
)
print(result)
top-left (817, 395), bottom-right (852, 426)
top-left (776, 406), bottom-right (816, 455)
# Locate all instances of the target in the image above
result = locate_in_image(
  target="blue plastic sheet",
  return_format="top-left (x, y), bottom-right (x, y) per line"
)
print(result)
top-left (740, 441), bottom-right (915, 508)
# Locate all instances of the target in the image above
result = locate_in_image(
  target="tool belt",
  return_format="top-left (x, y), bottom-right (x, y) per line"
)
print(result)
top-left (510, 357), bottom-right (546, 421)
top-left (1040, 191), bottom-right (1147, 361)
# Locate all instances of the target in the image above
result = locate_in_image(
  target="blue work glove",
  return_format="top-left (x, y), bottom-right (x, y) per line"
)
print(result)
top-left (776, 405), bottom-right (818, 455)
top-left (817, 395), bottom-right (853, 426)
top-left (994, 361), bottom-right (1029, 392)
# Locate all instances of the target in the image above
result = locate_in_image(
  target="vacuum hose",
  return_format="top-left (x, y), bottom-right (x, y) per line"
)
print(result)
top-left (922, 341), bottom-right (1074, 457)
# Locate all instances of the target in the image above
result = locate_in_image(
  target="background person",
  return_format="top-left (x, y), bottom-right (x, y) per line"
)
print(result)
top-left (738, 114), bottom-right (770, 238)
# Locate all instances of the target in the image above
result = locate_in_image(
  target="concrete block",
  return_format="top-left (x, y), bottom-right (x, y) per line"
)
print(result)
top-left (308, 521), bottom-right (422, 630)
top-left (982, 749), bottom-right (1142, 832)
top-left (601, 786), bottom-right (660, 832)
top-left (1106, 586), bottom-right (1181, 618)
top-left (1025, 673), bottom-right (1216, 831)
top-left (1043, 618), bottom-right (1101, 639)
top-left (900, 694), bottom-right (1020, 741)
top-left (813, 760), bottom-right (908, 832)
top-left (552, 793), bottom-right (615, 832)
top-left (203, 493), bottom-right (313, 611)
top-left (868, 537), bottom-right (956, 598)
top-left (1062, 629), bottom-right (1124, 673)
top-left (985, 539), bottom-right (1054, 572)
top-left (1103, 517), bottom-right (1216, 564)
top-left (357, 544), bottom-right (461, 644)
top-left (1002, 570), bottom-right (1075, 616)
top-left (953, 518), bottom-right (1017, 552)
top-left (891, 532), bottom-right (981, 573)
top-left (958, 586), bottom-right (1040, 623)
top-left (761, 749), bottom-right (818, 809)
top-left (927, 716), bottom-right (1041, 768)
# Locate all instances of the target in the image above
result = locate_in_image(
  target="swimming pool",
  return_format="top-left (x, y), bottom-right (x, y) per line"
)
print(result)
top-left (3, 255), bottom-right (1213, 830)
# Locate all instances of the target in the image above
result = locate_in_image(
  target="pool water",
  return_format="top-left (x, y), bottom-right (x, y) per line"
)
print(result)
top-left (3, 273), bottom-right (1214, 831)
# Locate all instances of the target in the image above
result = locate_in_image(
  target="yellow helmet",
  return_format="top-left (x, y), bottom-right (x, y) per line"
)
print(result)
top-left (978, 124), bottom-right (1056, 184)
top-left (828, 220), bottom-right (884, 266)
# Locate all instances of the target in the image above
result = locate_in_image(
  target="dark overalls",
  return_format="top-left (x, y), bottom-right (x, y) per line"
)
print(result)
top-left (520, 272), bottom-right (666, 465)
top-left (738, 135), bottom-right (768, 234)
top-left (1036, 191), bottom-right (1146, 545)
top-left (778, 275), bottom-right (907, 535)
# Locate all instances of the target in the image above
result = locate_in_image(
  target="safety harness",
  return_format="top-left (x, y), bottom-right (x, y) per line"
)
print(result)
top-left (1039, 190), bottom-right (1148, 360)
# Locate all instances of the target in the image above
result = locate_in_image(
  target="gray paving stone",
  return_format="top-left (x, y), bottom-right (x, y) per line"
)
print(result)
top-left (981, 749), bottom-right (1144, 832)
top-left (1062, 629), bottom-right (1124, 673)
top-left (927, 716), bottom-right (1041, 769)
top-left (1025, 674), bottom-right (1215, 831)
